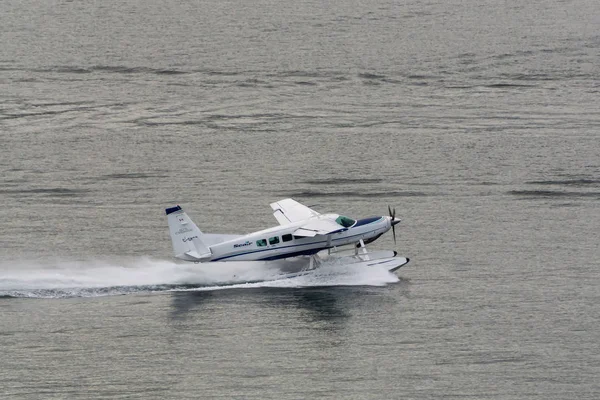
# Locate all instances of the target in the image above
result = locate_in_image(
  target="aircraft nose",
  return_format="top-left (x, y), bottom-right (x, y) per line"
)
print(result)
top-left (391, 217), bottom-right (401, 227)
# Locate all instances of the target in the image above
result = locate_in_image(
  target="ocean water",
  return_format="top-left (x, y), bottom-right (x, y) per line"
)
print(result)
top-left (1, 0), bottom-right (599, 398)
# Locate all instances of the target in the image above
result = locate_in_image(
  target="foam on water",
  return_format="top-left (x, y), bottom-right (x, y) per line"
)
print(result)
top-left (0, 257), bottom-right (399, 299)
top-left (174, 262), bottom-right (399, 292)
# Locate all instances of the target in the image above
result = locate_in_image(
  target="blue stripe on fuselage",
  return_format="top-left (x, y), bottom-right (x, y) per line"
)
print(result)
top-left (211, 241), bottom-right (327, 261)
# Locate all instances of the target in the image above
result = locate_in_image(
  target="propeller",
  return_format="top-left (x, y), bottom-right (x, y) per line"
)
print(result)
top-left (388, 205), bottom-right (398, 245)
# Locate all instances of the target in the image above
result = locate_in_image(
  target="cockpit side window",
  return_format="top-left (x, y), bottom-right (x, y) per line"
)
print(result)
top-left (335, 215), bottom-right (356, 228)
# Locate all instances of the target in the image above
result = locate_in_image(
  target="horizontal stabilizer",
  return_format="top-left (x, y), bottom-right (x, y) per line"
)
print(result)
top-left (185, 250), bottom-right (210, 260)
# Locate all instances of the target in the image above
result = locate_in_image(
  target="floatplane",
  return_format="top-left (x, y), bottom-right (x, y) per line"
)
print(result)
top-left (165, 198), bottom-right (409, 277)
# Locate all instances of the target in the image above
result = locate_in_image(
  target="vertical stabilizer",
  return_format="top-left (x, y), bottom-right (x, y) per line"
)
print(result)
top-left (166, 206), bottom-right (212, 261)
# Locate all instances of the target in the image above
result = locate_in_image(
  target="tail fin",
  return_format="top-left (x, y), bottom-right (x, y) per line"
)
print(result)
top-left (166, 206), bottom-right (212, 261)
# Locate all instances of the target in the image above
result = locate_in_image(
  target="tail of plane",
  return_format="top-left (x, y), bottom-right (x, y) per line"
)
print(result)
top-left (165, 205), bottom-right (212, 261)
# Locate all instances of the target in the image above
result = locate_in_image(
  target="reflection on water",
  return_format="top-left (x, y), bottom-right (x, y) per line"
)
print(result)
top-left (169, 287), bottom-right (357, 329)
top-left (168, 283), bottom-right (411, 335)
top-left (168, 290), bottom-right (216, 320)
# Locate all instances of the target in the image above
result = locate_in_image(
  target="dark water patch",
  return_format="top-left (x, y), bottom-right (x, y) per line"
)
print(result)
top-left (471, 356), bottom-right (527, 365)
top-left (236, 78), bottom-right (269, 87)
top-left (302, 178), bottom-right (383, 185)
top-left (133, 118), bottom-right (206, 126)
top-left (526, 179), bottom-right (600, 186)
top-left (29, 100), bottom-right (92, 107)
top-left (506, 73), bottom-right (555, 81)
top-left (92, 65), bottom-right (153, 74)
top-left (484, 83), bottom-right (535, 88)
top-left (381, 78), bottom-right (403, 84)
top-left (403, 11), bottom-right (433, 19)
top-left (549, 203), bottom-right (580, 208)
top-left (286, 190), bottom-right (431, 198)
top-left (492, 50), bottom-right (535, 60)
top-left (39, 66), bottom-right (92, 74)
top-left (272, 70), bottom-right (325, 78)
top-left (508, 190), bottom-right (600, 199)
top-left (132, 118), bottom-right (161, 126)
top-left (101, 172), bottom-right (169, 180)
top-left (404, 182), bottom-right (443, 186)
top-left (204, 70), bottom-right (241, 76)
top-left (166, 82), bottom-right (196, 88)
top-left (295, 81), bottom-right (317, 86)
top-left (0, 188), bottom-right (89, 197)
top-left (0, 105), bottom-right (98, 120)
top-left (331, 75), bottom-right (350, 82)
top-left (236, 82), bottom-right (274, 88)
top-left (176, 120), bottom-right (208, 126)
top-left (358, 72), bottom-right (386, 80)
top-left (155, 69), bottom-right (187, 75)
top-left (407, 74), bottom-right (437, 80)
top-left (89, 65), bottom-right (187, 75)
top-left (207, 112), bottom-right (287, 121)
top-left (0, 181), bottom-right (25, 188)
top-left (177, 120), bottom-right (206, 125)
top-left (330, 122), bottom-right (360, 128)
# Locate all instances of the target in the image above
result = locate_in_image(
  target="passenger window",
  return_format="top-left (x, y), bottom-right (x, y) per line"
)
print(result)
top-left (282, 234), bottom-right (293, 242)
top-left (293, 235), bottom-right (307, 241)
top-left (269, 236), bottom-right (280, 245)
top-left (256, 239), bottom-right (267, 247)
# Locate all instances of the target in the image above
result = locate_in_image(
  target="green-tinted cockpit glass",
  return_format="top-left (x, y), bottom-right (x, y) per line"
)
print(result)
top-left (335, 216), bottom-right (356, 228)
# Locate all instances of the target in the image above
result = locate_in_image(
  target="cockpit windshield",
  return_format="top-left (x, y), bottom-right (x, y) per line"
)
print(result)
top-left (335, 215), bottom-right (356, 228)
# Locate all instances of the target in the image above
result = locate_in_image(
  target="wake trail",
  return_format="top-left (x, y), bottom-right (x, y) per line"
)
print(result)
top-left (0, 256), bottom-right (399, 299)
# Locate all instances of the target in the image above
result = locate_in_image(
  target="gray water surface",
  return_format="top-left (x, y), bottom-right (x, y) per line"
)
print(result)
top-left (1, 0), bottom-right (599, 398)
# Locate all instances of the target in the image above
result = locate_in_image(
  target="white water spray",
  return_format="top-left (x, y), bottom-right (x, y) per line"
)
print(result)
top-left (0, 256), bottom-right (399, 298)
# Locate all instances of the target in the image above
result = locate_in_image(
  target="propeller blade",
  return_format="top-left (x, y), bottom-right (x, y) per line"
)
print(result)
top-left (388, 205), bottom-right (397, 245)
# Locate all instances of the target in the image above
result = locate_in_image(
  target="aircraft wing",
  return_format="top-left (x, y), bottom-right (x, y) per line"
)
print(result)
top-left (292, 218), bottom-right (347, 237)
top-left (270, 198), bottom-right (321, 225)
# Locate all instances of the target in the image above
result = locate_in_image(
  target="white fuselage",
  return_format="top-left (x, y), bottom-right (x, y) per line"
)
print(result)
top-left (207, 214), bottom-right (392, 262)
